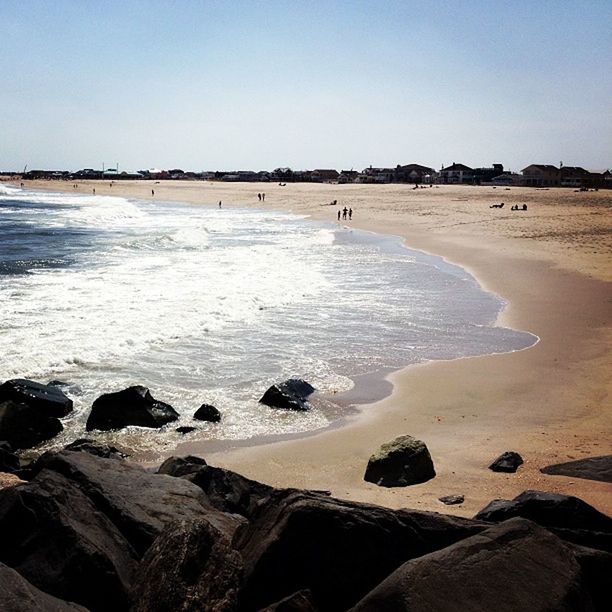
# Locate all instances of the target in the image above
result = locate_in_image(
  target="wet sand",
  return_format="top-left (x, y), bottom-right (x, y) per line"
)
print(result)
top-left (18, 179), bottom-right (612, 516)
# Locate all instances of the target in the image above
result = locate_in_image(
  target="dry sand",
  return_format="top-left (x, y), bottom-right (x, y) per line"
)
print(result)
top-left (18, 179), bottom-right (612, 516)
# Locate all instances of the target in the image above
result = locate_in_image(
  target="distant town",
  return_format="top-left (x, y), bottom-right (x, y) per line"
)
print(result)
top-left (3, 162), bottom-right (611, 189)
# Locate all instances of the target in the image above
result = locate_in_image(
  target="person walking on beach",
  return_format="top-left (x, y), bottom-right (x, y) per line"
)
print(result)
top-left (151, 189), bottom-right (155, 197)
top-left (342, 206), bottom-right (348, 220)
top-left (258, 193), bottom-right (261, 201)
top-left (218, 201), bottom-right (222, 208)
top-left (93, 188), bottom-right (96, 195)
top-left (348, 208), bottom-right (353, 220)
top-left (337, 210), bottom-right (341, 221)
top-left (262, 193), bottom-right (265, 202)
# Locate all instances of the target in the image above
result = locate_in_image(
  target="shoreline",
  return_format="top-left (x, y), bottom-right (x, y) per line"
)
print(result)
top-left (8, 179), bottom-right (612, 516)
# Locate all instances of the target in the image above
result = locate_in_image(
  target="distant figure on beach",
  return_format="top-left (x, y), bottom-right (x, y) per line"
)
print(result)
top-left (337, 210), bottom-right (341, 221)
top-left (349, 208), bottom-right (353, 220)
top-left (20, 182), bottom-right (24, 188)
top-left (151, 189), bottom-right (155, 197)
top-left (110, 182), bottom-right (113, 188)
top-left (342, 207), bottom-right (348, 220)
top-left (262, 193), bottom-right (265, 201)
top-left (218, 201), bottom-right (222, 208)
top-left (93, 188), bottom-right (96, 195)
top-left (523, 204), bottom-right (527, 211)
top-left (333, 199), bottom-right (337, 206)
top-left (258, 193), bottom-right (261, 201)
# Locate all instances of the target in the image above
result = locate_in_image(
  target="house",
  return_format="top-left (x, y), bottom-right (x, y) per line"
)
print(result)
top-left (437, 163), bottom-right (474, 184)
top-left (338, 170), bottom-right (358, 184)
top-left (473, 163), bottom-right (504, 184)
top-left (559, 166), bottom-right (590, 187)
top-left (311, 169), bottom-right (340, 183)
top-left (360, 166), bottom-right (395, 183)
top-left (394, 164), bottom-right (436, 184)
top-left (490, 173), bottom-right (522, 186)
top-left (521, 165), bottom-right (560, 187)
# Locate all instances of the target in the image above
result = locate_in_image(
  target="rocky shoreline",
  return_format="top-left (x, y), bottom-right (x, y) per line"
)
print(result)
top-left (1, 440), bottom-right (611, 611)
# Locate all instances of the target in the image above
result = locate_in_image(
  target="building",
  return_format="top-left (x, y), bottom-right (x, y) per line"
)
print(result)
top-left (521, 165), bottom-right (560, 187)
top-left (437, 163), bottom-right (474, 184)
top-left (311, 169), bottom-right (340, 183)
top-left (559, 166), bottom-right (590, 187)
top-left (489, 172), bottom-right (522, 186)
top-left (394, 164), bottom-right (436, 184)
top-left (473, 163), bottom-right (504, 184)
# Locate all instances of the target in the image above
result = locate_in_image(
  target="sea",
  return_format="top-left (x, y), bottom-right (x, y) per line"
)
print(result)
top-left (0, 184), bottom-right (537, 458)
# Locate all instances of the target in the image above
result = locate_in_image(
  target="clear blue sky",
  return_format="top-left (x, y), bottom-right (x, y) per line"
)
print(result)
top-left (1, 0), bottom-right (610, 172)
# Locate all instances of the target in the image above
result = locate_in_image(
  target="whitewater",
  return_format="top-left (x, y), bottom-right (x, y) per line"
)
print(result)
top-left (0, 185), bottom-right (537, 457)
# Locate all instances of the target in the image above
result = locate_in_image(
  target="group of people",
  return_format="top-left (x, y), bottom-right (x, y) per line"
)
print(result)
top-left (257, 193), bottom-right (266, 201)
top-left (511, 204), bottom-right (528, 211)
top-left (338, 207), bottom-right (353, 221)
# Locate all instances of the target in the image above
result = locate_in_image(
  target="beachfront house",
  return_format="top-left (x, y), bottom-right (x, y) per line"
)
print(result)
top-left (489, 172), bottom-right (522, 186)
top-left (310, 169), bottom-right (340, 183)
top-left (437, 163), bottom-right (474, 184)
top-left (521, 164), bottom-right (560, 187)
top-left (394, 163), bottom-right (436, 184)
top-left (338, 170), bottom-right (358, 184)
top-left (559, 166), bottom-right (591, 188)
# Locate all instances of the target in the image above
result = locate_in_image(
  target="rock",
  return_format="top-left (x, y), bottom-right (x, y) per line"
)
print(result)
top-left (439, 494), bottom-right (464, 505)
top-left (475, 490), bottom-right (612, 552)
top-left (175, 426), bottom-right (196, 434)
top-left (161, 456), bottom-right (275, 519)
top-left (364, 435), bottom-right (436, 487)
top-left (0, 468), bottom-right (138, 611)
top-left (259, 379), bottom-right (315, 411)
top-left (0, 562), bottom-right (87, 611)
top-left (351, 518), bottom-right (595, 612)
top-left (0, 400), bottom-right (63, 450)
top-left (541, 455), bottom-right (612, 483)
top-left (261, 589), bottom-right (318, 611)
top-left (131, 518), bottom-right (243, 612)
top-left (0, 441), bottom-right (20, 473)
top-left (489, 451), bottom-right (524, 473)
top-left (85, 385), bottom-right (179, 431)
top-left (193, 403), bottom-right (221, 422)
top-left (235, 489), bottom-right (486, 610)
top-left (0, 472), bottom-right (25, 490)
top-left (0, 378), bottom-right (73, 417)
top-left (158, 455), bottom-right (207, 477)
top-left (65, 438), bottom-right (129, 459)
top-left (570, 544), bottom-right (612, 612)
top-left (30, 449), bottom-right (242, 555)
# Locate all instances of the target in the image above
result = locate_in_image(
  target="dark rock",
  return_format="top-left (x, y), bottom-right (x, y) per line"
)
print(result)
top-left (364, 435), bottom-right (436, 487)
top-left (351, 518), bottom-right (595, 612)
top-left (541, 455), bottom-right (612, 483)
top-left (85, 385), bottom-right (179, 431)
top-left (261, 589), bottom-right (318, 611)
top-left (0, 441), bottom-right (20, 473)
top-left (475, 490), bottom-right (612, 552)
top-left (259, 379), bottom-right (315, 411)
top-left (0, 378), bottom-right (73, 417)
top-left (47, 380), bottom-right (71, 387)
top-left (489, 451), bottom-right (524, 473)
top-left (0, 400), bottom-right (63, 450)
top-left (570, 544), bottom-right (612, 612)
top-left (162, 457), bottom-right (276, 519)
top-left (65, 438), bottom-right (129, 459)
top-left (175, 426), bottom-right (196, 434)
top-left (193, 403), bottom-right (221, 422)
top-left (131, 518), bottom-right (242, 612)
top-left (30, 449), bottom-right (242, 555)
top-left (0, 468), bottom-right (137, 611)
top-left (235, 489), bottom-right (486, 611)
top-left (158, 455), bottom-right (207, 477)
top-left (0, 562), bottom-right (87, 611)
top-left (439, 494), bottom-right (464, 505)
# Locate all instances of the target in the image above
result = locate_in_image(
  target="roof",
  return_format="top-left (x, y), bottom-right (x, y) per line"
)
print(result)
top-left (441, 163), bottom-right (473, 172)
top-left (521, 164), bottom-right (559, 172)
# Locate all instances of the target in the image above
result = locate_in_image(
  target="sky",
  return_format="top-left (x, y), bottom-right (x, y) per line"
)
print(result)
top-left (1, 0), bottom-right (610, 172)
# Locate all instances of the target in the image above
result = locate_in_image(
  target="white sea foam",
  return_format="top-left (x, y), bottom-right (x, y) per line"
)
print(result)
top-left (0, 187), bottom-right (537, 457)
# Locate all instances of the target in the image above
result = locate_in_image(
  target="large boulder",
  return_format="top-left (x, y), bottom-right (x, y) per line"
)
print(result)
top-left (86, 385), bottom-right (179, 431)
top-left (0, 468), bottom-right (137, 611)
top-left (65, 438), bottom-right (129, 459)
top-left (0, 378), bottom-right (73, 417)
top-left (0, 562), bottom-right (87, 611)
top-left (541, 456), bottom-right (612, 483)
top-left (475, 490), bottom-right (612, 552)
top-left (0, 441), bottom-right (20, 473)
top-left (261, 590), bottom-right (318, 611)
top-left (259, 379), bottom-right (315, 411)
top-left (0, 400), bottom-right (63, 450)
top-left (30, 450), bottom-right (242, 555)
top-left (235, 489), bottom-right (486, 611)
top-left (131, 518), bottom-right (243, 612)
top-left (193, 403), bottom-right (221, 422)
top-left (159, 456), bottom-right (275, 520)
top-left (364, 435), bottom-right (436, 487)
top-left (489, 451), bottom-right (523, 473)
top-left (351, 518), bottom-right (597, 612)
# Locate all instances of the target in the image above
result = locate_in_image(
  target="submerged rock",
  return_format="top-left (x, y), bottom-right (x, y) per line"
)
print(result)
top-left (0, 378), bottom-right (73, 418)
top-left (65, 438), bottom-right (129, 459)
top-left (364, 435), bottom-right (436, 487)
top-left (0, 400), bottom-right (63, 450)
top-left (175, 426), bottom-right (196, 434)
top-left (259, 379), bottom-right (315, 411)
top-left (193, 403), bottom-right (221, 422)
top-left (489, 451), bottom-right (524, 473)
top-left (86, 386), bottom-right (179, 431)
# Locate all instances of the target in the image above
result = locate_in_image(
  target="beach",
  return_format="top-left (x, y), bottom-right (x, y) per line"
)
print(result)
top-left (18, 179), bottom-right (612, 517)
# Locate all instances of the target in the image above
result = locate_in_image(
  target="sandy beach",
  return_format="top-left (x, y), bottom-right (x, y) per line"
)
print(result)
top-left (17, 179), bottom-right (612, 517)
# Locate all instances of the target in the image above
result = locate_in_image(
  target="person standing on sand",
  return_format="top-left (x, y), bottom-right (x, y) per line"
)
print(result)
top-left (152, 189), bottom-right (155, 197)
top-left (262, 193), bottom-right (265, 201)
top-left (337, 210), bottom-right (341, 221)
top-left (349, 208), bottom-right (353, 220)
top-left (93, 188), bottom-right (95, 195)
top-left (342, 206), bottom-right (348, 220)
top-left (218, 201), bottom-right (222, 208)
top-left (258, 193), bottom-right (261, 201)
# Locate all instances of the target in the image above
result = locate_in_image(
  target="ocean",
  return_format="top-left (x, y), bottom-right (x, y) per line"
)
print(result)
top-left (0, 184), bottom-right (537, 458)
